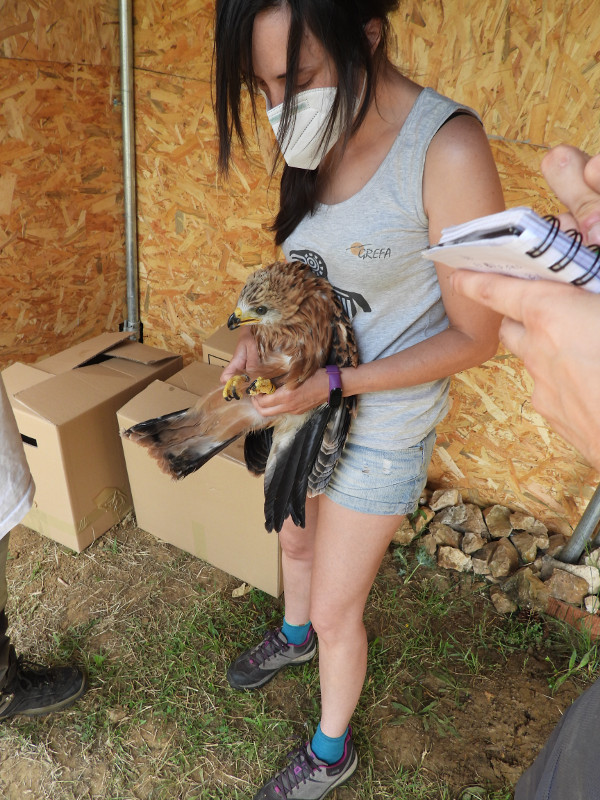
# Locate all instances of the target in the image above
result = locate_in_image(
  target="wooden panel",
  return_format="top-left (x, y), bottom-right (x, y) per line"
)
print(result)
top-left (390, 0), bottom-right (600, 152)
top-left (0, 0), bottom-right (119, 66)
top-left (0, 60), bottom-right (126, 366)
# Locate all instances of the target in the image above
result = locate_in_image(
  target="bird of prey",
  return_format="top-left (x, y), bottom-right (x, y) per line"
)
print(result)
top-left (122, 260), bottom-right (358, 533)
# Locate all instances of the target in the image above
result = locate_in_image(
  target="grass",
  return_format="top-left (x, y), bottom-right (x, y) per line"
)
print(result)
top-left (0, 521), bottom-right (595, 800)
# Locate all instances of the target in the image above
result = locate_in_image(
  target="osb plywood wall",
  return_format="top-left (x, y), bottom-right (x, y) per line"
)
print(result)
top-left (0, 2), bottom-right (126, 365)
top-left (1, 0), bottom-right (598, 532)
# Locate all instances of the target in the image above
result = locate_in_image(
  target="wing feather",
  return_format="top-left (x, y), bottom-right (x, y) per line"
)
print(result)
top-left (263, 406), bottom-right (331, 533)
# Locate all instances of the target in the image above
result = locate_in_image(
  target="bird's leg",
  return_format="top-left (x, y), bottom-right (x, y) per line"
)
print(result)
top-left (247, 377), bottom-right (276, 396)
top-left (222, 374), bottom-right (250, 401)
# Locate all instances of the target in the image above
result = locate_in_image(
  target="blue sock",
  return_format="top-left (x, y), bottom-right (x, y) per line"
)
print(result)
top-left (310, 723), bottom-right (348, 765)
top-left (281, 617), bottom-right (311, 646)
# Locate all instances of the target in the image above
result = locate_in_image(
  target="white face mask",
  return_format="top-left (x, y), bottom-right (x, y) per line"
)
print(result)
top-left (264, 86), bottom-right (344, 171)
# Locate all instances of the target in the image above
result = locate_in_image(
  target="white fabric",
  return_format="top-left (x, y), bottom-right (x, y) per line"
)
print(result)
top-left (0, 375), bottom-right (35, 539)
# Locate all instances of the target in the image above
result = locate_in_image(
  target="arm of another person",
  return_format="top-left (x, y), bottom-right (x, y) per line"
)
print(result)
top-left (250, 113), bottom-right (505, 417)
top-left (450, 146), bottom-right (600, 470)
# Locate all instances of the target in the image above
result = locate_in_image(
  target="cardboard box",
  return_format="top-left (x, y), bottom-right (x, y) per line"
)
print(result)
top-left (2, 332), bottom-right (183, 552)
top-left (117, 361), bottom-right (283, 597)
top-left (202, 325), bottom-right (240, 366)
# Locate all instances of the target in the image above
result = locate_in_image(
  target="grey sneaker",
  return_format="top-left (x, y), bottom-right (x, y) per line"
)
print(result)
top-left (226, 626), bottom-right (316, 690)
top-left (252, 730), bottom-right (358, 799)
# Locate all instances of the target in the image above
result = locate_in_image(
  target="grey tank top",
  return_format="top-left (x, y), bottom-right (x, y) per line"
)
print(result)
top-left (283, 88), bottom-right (478, 449)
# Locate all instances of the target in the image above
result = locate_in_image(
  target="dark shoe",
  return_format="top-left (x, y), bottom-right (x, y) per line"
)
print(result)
top-left (0, 657), bottom-right (87, 719)
top-left (253, 730), bottom-right (358, 799)
top-left (227, 626), bottom-right (317, 690)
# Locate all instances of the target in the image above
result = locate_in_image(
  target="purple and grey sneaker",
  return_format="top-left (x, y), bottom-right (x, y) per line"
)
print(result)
top-left (252, 730), bottom-right (358, 799)
top-left (226, 626), bottom-right (317, 690)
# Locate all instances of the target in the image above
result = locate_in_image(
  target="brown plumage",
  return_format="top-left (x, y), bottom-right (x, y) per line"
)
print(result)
top-left (122, 260), bottom-right (358, 532)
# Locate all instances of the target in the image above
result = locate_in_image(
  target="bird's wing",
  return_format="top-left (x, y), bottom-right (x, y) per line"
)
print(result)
top-left (262, 406), bottom-right (332, 533)
top-left (122, 385), bottom-right (268, 479)
top-left (307, 395), bottom-right (356, 497)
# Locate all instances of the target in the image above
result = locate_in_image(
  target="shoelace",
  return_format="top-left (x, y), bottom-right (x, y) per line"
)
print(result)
top-left (272, 744), bottom-right (319, 798)
top-left (251, 629), bottom-right (288, 666)
top-left (8, 658), bottom-right (54, 693)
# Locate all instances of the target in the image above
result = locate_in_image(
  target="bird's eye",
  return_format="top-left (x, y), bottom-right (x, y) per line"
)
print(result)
top-left (255, 306), bottom-right (268, 315)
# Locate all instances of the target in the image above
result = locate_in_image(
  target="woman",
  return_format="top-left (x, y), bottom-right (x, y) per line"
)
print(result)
top-left (214, 1), bottom-right (504, 797)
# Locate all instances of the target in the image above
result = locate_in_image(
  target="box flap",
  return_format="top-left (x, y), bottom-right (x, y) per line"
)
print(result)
top-left (2, 362), bottom-right (50, 398)
top-left (117, 380), bottom-right (197, 428)
top-left (167, 361), bottom-right (223, 397)
top-left (14, 366), bottom-right (135, 425)
top-left (203, 325), bottom-right (240, 354)
top-left (106, 340), bottom-right (181, 366)
top-left (37, 332), bottom-right (132, 375)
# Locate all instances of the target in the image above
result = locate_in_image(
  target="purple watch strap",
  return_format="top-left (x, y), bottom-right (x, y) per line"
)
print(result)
top-left (325, 364), bottom-right (342, 391)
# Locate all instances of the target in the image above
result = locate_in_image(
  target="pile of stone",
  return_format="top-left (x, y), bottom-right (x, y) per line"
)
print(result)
top-left (393, 488), bottom-right (600, 618)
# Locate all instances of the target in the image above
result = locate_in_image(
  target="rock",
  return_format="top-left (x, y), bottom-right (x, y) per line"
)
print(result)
top-left (488, 538), bottom-right (519, 578)
top-left (429, 522), bottom-right (463, 549)
top-left (392, 517), bottom-right (418, 545)
top-left (489, 585), bottom-right (518, 614)
top-left (418, 487), bottom-right (431, 506)
top-left (531, 530), bottom-right (550, 552)
top-left (546, 533), bottom-right (568, 557)
top-left (429, 488), bottom-right (462, 511)
top-left (503, 567), bottom-right (550, 612)
top-left (545, 569), bottom-right (588, 605)
top-left (471, 542), bottom-right (497, 576)
top-left (510, 532), bottom-right (537, 564)
top-left (510, 512), bottom-right (548, 537)
top-left (413, 507), bottom-right (435, 534)
top-left (420, 532), bottom-right (438, 556)
top-left (484, 505), bottom-right (513, 539)
top-left (433, 504), bottom-right (469, 532)
top-left (585, 595), bottom-right (600, 615)
top-left (541, 556), bottom-right (600, 595)
top-left (463, 503), bottom-right (488, 535)
top-left (462, 531), bottom-right (487, 554)
top-left (584, 549), bottom-right (600, 570)
top-left (437, 545), bottom-right (472, 573)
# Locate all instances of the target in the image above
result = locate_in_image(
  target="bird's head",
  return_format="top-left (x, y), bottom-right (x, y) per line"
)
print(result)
top-left (227, 264), bottom-right (297, 330)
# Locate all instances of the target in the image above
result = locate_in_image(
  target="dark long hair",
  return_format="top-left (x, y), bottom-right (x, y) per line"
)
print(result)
top-left (214, 0), bottom-right (399, 245)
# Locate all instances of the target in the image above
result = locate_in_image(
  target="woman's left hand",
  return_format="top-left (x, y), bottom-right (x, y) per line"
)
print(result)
top-left (250, 369), bottom-right (330, 417)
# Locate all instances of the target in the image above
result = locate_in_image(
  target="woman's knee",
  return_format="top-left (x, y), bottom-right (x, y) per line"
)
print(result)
top-left (310, 602), bottom-right (365, 643)
top-left (279, 520), bottom-right (314, 562)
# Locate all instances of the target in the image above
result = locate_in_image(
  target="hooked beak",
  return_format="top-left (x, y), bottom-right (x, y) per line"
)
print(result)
top-left (227, 307), bottom-right (257, 329)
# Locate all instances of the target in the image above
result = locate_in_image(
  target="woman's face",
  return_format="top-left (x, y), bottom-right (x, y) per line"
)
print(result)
top-left (251, 5), bottom-right (337, 108)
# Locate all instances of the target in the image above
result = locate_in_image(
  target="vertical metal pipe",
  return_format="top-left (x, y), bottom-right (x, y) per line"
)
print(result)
top-left (558, 484), bottom-right (600, 564)
top-left (119, 0), bottom-right (141, 339)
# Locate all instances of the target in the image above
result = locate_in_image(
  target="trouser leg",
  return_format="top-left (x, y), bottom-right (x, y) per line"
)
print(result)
top-left (0, 534), bottom-right (16, 691)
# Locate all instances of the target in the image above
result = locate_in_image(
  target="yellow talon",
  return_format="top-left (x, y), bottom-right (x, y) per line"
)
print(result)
top-left (248, 377), bottom-right (276, 396)
top-left (222, 374), bottom-right (250, 401)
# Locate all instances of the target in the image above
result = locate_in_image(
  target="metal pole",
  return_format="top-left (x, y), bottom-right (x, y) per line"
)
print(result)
top-left (119, 0), bottom-right (141, 340)
top-left (558, 483), bottom-right (600, 564)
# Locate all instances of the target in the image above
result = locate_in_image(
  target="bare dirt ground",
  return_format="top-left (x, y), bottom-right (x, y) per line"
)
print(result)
top-left (0, 517), bottom-right (586, 800)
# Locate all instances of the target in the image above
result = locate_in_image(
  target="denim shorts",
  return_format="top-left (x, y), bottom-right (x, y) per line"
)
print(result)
top-left (324, 428), bottom-right (436, 516)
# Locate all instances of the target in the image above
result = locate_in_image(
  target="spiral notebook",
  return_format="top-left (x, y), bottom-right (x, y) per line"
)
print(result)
top-left (425, 206), bottom-right (600, 294)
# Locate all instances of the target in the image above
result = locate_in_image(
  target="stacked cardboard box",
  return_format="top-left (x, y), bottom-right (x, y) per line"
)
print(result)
top-left (118, 326), bottom-right (282, 597)
top-left (2, 332), bottom-right (183, 551)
